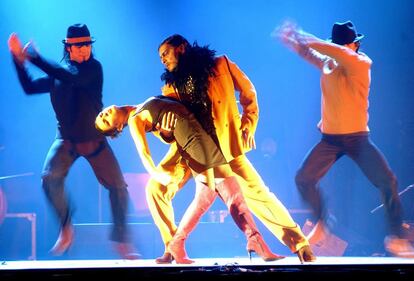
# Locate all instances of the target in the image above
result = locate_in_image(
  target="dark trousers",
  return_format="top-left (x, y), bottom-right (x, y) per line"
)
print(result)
top-left (41, 138), bottom-right (129, 242)
top-left (295, 132), bottom-right (403, 237)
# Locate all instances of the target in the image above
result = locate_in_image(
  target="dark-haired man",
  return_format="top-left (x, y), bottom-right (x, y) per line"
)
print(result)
top-left (146, 34), bottom-right (315, 264)
top-left (8, 24), bottom-right (137, 259)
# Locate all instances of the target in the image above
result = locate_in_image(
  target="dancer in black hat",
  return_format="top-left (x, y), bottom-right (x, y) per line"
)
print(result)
top-left (7, 23), bottom-right (138, 259)
top-left (275, 20), bottom-right (414, 258)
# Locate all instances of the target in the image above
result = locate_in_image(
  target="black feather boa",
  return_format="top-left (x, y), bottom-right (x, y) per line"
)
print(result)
top-left (161, 44), bottom-right (217, 135)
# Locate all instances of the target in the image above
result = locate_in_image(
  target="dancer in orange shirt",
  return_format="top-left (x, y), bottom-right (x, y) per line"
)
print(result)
top-left (276, 20), bottom-right (414, 258)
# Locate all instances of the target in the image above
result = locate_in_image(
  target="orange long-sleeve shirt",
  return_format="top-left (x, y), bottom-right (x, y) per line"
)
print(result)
top-left (303, 40), bottom-right (372, 134)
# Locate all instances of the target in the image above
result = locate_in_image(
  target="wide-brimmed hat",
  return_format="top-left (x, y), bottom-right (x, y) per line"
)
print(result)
top-left (328, 21), bottom-right (364, 45)
top-left (62, 23), bottom-right (95, 45)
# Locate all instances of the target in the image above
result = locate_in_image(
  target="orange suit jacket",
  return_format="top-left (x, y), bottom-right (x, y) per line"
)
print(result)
top-left (161, 55), bottom-right (259, 165)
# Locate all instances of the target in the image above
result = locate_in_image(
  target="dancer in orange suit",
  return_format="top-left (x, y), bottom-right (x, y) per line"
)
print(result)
top-left (146, 34), bottom-right (315, 264)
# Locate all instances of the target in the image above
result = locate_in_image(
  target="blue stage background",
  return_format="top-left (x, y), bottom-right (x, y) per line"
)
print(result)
top-left (0, 0), bottom-right (413, 260)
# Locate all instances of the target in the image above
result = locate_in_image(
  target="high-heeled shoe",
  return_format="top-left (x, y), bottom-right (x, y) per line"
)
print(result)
top-left (155, 252), bottom-right (174, 264)
top-left (296, 245), bottom-right (316, 263)
top-left (167, 238), bottom-right (195, 264)
top-left (247, 233), bottom-right (285, 261)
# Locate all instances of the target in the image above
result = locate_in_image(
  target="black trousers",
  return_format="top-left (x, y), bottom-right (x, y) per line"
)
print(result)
top-left (295, 132), bottom-right (403, 237)
top-left (41, 138), bottom-right (129, 242)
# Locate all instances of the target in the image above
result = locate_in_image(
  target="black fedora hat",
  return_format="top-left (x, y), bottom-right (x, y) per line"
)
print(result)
top-left (328, 21), bottom-right (364, 45)
top-left (62, 23), bottom-right (95, 45)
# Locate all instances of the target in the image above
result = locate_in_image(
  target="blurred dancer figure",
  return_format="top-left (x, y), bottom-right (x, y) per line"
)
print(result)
top-left (8, 24), bottom-right (138, 259)
top-left (276, 19), bottom-right (414, 258)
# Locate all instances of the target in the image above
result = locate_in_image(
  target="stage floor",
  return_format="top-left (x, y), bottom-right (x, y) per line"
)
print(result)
top-left (1, 256), bottom-right (414, 280)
